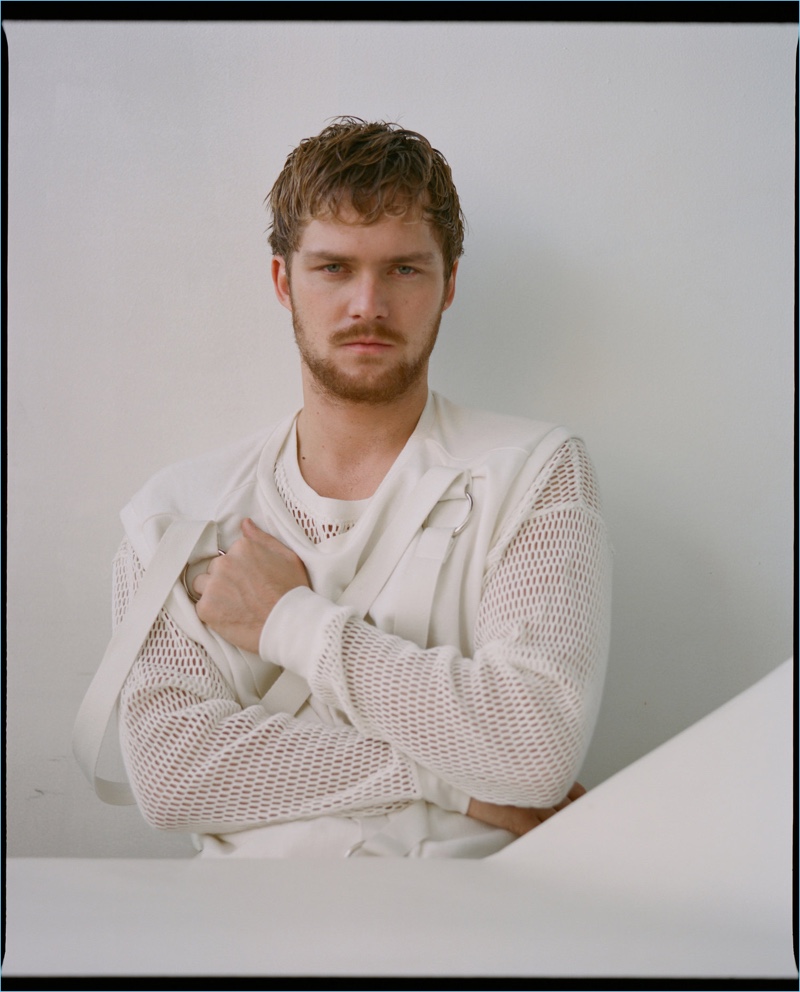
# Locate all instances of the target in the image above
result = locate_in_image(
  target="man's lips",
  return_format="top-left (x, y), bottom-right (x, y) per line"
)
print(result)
top-left (332, 325), bottom-right (403, 349)
top-left (341, 338), bottom-right (395, 353)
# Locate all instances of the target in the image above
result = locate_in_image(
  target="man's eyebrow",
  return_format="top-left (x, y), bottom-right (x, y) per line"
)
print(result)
top-left (300, 251), bottom-right (355, 264)
top-left (387, 251), bottom-right (439, 265)
top-left (300, 250), bottom-right (439, 265)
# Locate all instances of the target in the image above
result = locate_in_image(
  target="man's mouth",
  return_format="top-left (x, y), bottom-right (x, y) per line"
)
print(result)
top-left (334, 326), bottom-right (403, 352)
top-left (342, 338), bottom-right (395, 353)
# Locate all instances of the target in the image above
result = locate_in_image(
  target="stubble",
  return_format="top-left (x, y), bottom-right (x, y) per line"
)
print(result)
top-left (292, 312), bottom-right (442, 406)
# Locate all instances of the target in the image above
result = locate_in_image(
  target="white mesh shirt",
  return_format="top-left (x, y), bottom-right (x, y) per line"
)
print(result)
top-left (117, 437), bottom-right (611, 832)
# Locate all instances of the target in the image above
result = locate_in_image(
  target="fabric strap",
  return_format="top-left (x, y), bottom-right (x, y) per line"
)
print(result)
top-left (72, 519), bottom-right (216, 805)
top-left (74, 466), bottom-right (468, 806)
top-left (260, 465), bottom-right (466, 716)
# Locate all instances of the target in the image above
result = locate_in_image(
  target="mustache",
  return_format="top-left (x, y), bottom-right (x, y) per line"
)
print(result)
top-left (330, 324), bottom-right (404, 346)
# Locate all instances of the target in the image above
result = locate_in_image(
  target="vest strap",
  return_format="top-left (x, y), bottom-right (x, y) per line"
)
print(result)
top-left (261, 465), bottom-right (465, 715)
top-left (72, 519), bottom-right (216, 805)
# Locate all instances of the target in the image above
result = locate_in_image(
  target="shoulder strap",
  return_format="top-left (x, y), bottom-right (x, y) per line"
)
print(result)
top-left (337, 465), bottom-right (463, 614)
top-left (259, 465), bottom-right (465, 715)
top-left (72, 519), bottom-right (216, 805)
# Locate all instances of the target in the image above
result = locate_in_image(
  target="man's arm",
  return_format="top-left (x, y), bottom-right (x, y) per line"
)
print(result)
top-left (115, 539), bottom-right (465, 832)
top-left (118, 530), bottom-right (583, 835)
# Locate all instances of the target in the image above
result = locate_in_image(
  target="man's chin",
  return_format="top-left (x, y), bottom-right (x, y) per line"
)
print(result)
top-left (305, 362), bottom-right (426, 405)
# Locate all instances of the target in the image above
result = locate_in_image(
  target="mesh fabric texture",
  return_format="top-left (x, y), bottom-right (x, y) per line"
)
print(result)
top-left (116, 437), bottom-right (610, 831)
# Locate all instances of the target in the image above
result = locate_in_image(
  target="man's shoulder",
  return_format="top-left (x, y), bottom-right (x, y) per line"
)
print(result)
top-left (123, 417), bottom-right (291, 524)
top-left (430, 392), bottom-right (570, 461)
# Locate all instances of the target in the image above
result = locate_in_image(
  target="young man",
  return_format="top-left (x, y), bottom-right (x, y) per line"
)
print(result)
top-left (107, 119), bottom-right (611, 857)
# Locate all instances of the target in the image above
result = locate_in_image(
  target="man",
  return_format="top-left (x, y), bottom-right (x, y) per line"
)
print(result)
top-left (102, 119), bottom-right (611, 857)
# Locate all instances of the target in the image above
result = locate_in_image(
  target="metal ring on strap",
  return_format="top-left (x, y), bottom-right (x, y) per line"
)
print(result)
top-left (451, 485), bottom-right (474, 537)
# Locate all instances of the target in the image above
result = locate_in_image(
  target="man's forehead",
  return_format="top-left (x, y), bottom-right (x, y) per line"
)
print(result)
top-left (296, 206), bottom-right (441, 253)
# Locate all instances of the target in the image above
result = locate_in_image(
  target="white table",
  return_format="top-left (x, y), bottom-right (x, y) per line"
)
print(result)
top-left (4, 660), bottom-right (795, 979)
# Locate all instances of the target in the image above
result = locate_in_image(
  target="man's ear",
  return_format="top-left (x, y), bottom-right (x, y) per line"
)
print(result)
top-left (442, 260), bottom-right (459, 312)
top-left (272, 256), bottom-right (292, 311)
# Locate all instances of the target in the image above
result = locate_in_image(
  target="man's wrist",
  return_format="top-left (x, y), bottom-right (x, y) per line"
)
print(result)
top-left (259, 586), bottom-right (356, 683)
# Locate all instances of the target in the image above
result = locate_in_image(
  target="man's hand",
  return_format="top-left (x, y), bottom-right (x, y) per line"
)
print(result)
top-left (466, 782), bottom-right (586, 836)
top-left (193, 518), bottom-right (310, 654)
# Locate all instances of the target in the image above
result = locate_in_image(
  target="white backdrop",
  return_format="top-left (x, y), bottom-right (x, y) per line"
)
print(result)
top-left (6, 20), bottom-right (795, 858)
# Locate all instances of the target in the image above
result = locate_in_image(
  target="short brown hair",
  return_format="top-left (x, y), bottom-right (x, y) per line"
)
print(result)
top-left (267, 117), bottom-right (465, 272)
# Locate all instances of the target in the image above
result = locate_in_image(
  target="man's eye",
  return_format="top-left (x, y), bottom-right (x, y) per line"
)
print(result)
top-left (323, 264), bottom-right (342, 273)
top-left (396, 266), bottom-right (417, 276)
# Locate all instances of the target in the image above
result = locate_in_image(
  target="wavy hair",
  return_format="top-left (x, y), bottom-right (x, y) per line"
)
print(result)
top-left (267, 117), bottom-right (465, 272)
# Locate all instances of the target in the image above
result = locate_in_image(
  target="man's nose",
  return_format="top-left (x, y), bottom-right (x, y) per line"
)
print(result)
top-left (348, 273), bottom-right (388, 321)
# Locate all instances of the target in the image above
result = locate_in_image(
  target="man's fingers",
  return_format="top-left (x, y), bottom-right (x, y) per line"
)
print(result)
top-left (192, 572), bottom-right (208, 598)
top-left (545, 782), bottom-right (587, 814)
top-left (190, 551), bottom-right (227, 599)
top-left (553, 783), bottom-right (586, 809)
top-left (239, 518), bottom-right (302, 564)
top-left (241, 517), bottom-right (273, 543)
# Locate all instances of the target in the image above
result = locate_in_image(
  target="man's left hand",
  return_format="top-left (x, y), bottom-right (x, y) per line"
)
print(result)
top-left (193, 518), bottom-right (310, 654)
top-left (466, 782), bottom-right (587, 836)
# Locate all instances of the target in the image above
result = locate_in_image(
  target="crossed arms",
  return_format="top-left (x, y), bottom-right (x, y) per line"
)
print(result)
top-left (117, 438), bottom-right (611, 837)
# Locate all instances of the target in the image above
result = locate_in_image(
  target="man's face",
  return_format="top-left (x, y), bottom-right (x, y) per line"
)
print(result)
top-left (272, 204), bottom-right (457, 405)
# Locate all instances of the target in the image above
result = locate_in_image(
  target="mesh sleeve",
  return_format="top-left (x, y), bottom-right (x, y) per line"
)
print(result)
top-left (305, 438), bottom-right (612, 808)
top-left (115, 542), bottom-right (422, 832)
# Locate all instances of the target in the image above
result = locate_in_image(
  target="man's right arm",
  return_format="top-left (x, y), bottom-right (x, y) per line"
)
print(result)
top-left (115, 539), bottom-right (464, 832)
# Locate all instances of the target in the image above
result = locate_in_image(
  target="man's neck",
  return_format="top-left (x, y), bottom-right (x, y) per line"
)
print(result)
top-left (295, 377), bottom-right (429, 500)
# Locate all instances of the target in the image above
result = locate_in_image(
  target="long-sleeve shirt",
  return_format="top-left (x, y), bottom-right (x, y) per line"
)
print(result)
top-left (117, 434), bottom-right (611, 837)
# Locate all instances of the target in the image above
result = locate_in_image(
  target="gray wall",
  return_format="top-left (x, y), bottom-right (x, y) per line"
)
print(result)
top-left (6, 21), bottom-right (794, 857)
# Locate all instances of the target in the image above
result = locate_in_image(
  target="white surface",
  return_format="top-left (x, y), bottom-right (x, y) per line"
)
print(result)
top-left (4, 660), bottom-right (795, 977)
top-left (5, 20), bottom-right (794, 860)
